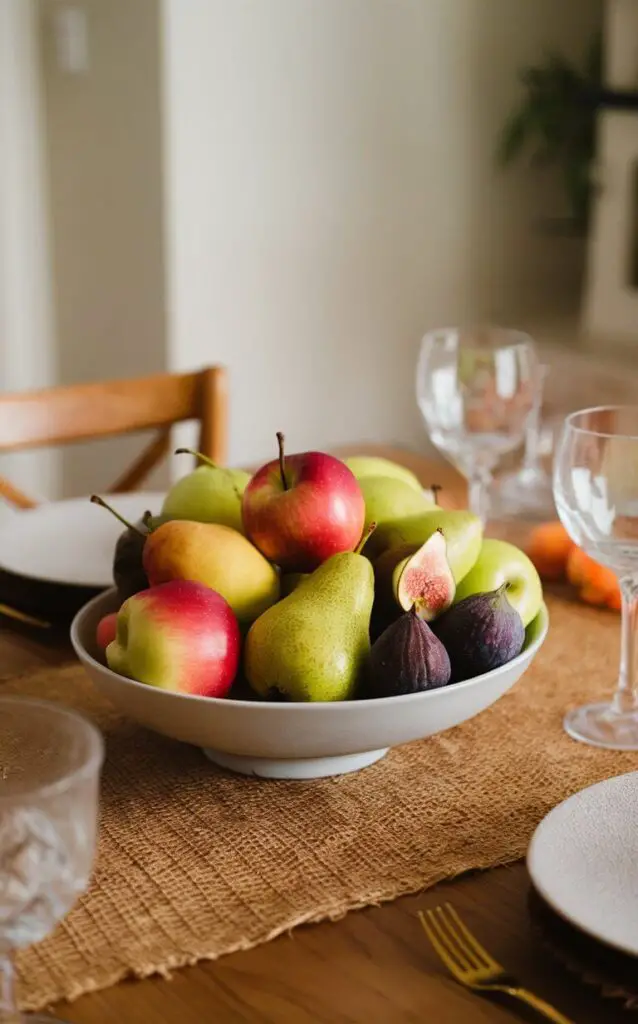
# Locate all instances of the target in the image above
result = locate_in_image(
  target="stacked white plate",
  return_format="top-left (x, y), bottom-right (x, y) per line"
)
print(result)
top-left (0, 492), bottom-right (164, 588)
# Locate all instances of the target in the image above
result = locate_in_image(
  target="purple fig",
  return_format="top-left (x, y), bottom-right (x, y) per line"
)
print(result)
top-left (113, 520), bottom-right (150, 601)
top-left (432, 584), bottom-right (525, 681)
top-left (367, 606), bottom-right (451, 698)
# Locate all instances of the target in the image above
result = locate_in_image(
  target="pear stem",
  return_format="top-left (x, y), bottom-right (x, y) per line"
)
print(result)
top-left (430, 484), bottom-right (442, 506)
top-left (90, 495), bottom-right (146, 537)
top-left (355, 521), bottom-right (377, 555)
top-left (175, 447), bottom-right (244, 502)
top-left (174, 447), bottom-right (218, 470)
top-left (276, 432), bottom-right (289, 491)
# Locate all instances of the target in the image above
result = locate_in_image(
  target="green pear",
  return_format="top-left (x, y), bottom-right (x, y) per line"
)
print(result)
top-left (359, 476), bottom-right (435, 532)
top-left (160, 449), bottom-right (251, 534)
top-left (244, 550), bottom-right (374, 701)
top-left (366, 509), bottom-right (483, 584)
top-left (344, 455), bottom-right (423, 493)
top-left (453, 538), bottom-right (542, 627)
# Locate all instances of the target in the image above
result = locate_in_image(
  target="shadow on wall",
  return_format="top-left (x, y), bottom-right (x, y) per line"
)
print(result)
top-left (38, 0), bottom-right (168, 497)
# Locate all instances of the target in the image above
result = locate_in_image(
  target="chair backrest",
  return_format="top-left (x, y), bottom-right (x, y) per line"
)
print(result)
top-left (0, 366), bottom-right (227, 508)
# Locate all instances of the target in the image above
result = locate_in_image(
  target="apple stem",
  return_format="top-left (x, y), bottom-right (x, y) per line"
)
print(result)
top-left (90, 495), bottom-right (146, 537)
top-left (355, 521), bottom-right (377, 555)
top-left (276, 432), bottom-right (289, 491)
top-left (430, 483), bottom-right (442, 506)
top-left (174, 447), bottom-right (218, 470)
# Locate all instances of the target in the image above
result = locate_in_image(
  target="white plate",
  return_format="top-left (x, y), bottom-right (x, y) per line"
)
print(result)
top-left (0, 492), bottom-right (165, 588)
top-left (528, 771), bottom-right (638, 957)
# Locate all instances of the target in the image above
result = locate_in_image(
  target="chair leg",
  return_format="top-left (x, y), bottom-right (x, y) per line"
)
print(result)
top-left (107, 430), bottom-right (171, 493)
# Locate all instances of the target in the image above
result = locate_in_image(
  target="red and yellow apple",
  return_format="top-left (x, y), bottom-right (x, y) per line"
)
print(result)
top-left (242, 434), bottom-right (366, 572)
top-left (96, 612), bottom-right (118, 651)
top-left (106, 580), bottom-right (240, 697)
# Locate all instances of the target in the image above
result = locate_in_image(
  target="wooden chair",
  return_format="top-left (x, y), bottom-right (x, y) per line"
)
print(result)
top-left (0, 366), bottom-right (227, 509)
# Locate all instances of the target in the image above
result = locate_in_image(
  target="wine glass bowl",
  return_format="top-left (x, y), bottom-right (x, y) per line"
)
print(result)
top-left (492, 364), bottom-right (559, 522)
top-left (416, 326), bottom-right (540, 521)
top-left (553, 406), bottom-right (638, 749)
top-left (0, 697), bottom-right (104, 1022)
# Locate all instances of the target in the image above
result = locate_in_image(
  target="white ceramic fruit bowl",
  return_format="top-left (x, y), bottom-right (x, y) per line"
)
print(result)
top-left (71, 590), bottom-right (549, 780)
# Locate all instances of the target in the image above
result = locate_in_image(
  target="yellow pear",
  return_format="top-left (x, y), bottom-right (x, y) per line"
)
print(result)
top-left (144, 521), bottom-right (279, 624)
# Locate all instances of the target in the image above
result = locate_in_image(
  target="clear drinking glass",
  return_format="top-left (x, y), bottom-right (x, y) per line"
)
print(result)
top-left (494, 364), bottom-right (557, 520)
top-left (416, 326), bottom-right (540, 522)
top-left (0, 697), bottom-right (104, 1023)
top-left (553, 406), bottom-right (638, 749)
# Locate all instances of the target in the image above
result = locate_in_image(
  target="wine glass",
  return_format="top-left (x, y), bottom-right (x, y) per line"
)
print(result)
top-left (0, 697), bottom-right (104, 1022)
top-left (493, 364), bottom-right (558, 520)
top-left (553, 406), bottom-right (638, 749)
top-left (416, 326), bottom-right (540, 522)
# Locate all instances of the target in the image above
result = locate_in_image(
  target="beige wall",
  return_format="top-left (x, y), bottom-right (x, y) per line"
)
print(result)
top-left (33, 0), bottom-right (602, 488)
top-left (162, 0), bottom-right (602, 468)
top-left (38, 0), bottom-right (167, 496)
top-left (0, 0), bottom-right (57, 515)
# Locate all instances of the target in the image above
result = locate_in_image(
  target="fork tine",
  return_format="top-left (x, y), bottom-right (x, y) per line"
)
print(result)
top-left (418, 912), bottom-right (466, 982)
top-left (442, 903), bottom-right (503, 973)
top-left (434, 906), bottom-right (483, 970)
top-left (422, 908), bottom-right (473, 973)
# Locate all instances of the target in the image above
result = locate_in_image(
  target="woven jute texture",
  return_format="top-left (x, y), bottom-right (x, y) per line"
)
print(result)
top-left (7, 593), bottom-right (638, 1012)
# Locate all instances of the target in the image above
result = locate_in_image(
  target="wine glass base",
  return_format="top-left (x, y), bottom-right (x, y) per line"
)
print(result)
top-left (564, 702), bottom-right (638, 751)
top-left (492, 468), bottom-right (556, 522)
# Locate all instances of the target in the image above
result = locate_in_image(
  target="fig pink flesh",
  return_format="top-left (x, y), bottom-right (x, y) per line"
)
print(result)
top-left (403, 568), bottom-right (452, 614)
top-left (396, 530), bottom-right (455, 620)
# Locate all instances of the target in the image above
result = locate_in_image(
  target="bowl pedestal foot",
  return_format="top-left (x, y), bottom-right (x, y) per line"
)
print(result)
top-left (202, 748), bottom-right (389, 780)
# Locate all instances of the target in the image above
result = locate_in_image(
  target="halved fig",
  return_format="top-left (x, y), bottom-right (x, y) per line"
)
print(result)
top-left (392, 529), bottom-right (455, 621)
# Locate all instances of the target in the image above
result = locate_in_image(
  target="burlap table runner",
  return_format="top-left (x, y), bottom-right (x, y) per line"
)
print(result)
top-left (7, 593), bottom-right (638, 1012)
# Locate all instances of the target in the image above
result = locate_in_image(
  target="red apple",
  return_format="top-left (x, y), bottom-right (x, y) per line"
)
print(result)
top-left (106, 580), bottom-right (240, 698)
top-left (242, 434), bottom-right (366, 572)
top-left (96, 612), bottom-right (118, 651)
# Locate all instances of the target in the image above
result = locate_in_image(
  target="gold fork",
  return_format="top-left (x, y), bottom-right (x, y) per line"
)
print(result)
top-left (419, 904), bottom-right (574, 1024)
top-left (0, 603), bottom-right (51, 629)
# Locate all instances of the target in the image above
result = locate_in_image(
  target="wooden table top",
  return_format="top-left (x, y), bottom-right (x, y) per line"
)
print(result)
top-left (1, 446), bottom-right (626, 1024)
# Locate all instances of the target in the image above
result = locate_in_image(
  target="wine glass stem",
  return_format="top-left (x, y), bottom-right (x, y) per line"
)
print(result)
top-left (522, 364), bottom-right (548, 474)
top-left (467, 469), bottom-right (492, 524)
top-left (612, 577), bottom-right (638, 716)
top-left (0, 954), bottom-right (20, 1023)
top-left (522, 415), bottom-right (540, 473)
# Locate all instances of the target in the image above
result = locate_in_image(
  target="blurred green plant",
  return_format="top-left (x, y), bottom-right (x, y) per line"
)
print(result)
top-left (497, 34), bottom-right (602, 234)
